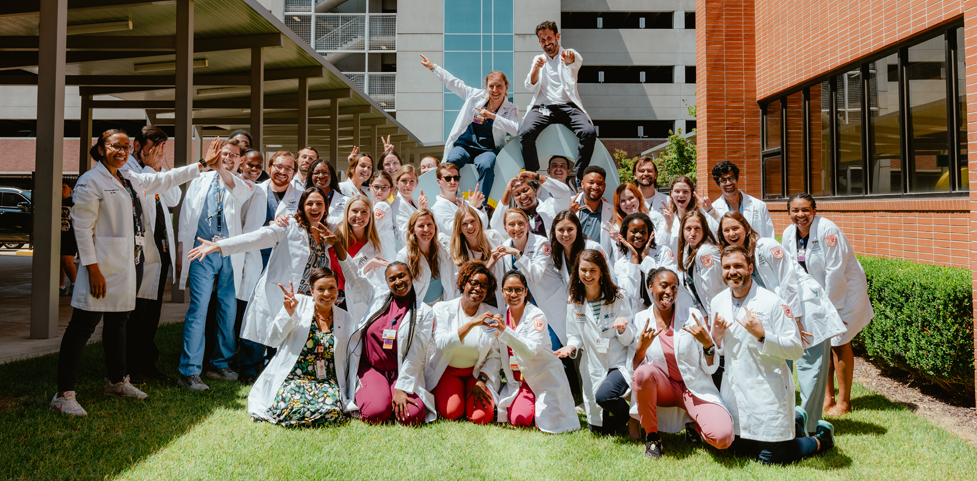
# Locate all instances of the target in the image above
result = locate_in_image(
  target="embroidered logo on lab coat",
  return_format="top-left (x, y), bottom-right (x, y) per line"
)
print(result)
top-left (700, 254), bottom-right (713, 268)
top-left (825, 234), bottom-right (837, 247)
top-left (666, 249), bottom-right (675, 262)
top-left (542, 243), bottom-right (551, 256)
top-left (782, 304), bottom-right (793, 318)
top-left (374, 209), bottom-right (385, 220)
top-left (533, 318), bottom-right (545, 332)
top-left (770, 246), bottom-right (784, 259)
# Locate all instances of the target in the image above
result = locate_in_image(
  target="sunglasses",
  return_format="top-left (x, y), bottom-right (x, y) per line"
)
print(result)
top-left (441, 175), bottom-right (460, 182)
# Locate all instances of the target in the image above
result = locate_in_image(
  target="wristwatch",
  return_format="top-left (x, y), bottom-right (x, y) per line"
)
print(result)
top-left (477, 373), bottom-right (489, 383)
top-left (703, 345), bottom-right (716, 357)
top-left (757, 336), bottom-right (765, 344)
top-left (198, 158), bottom-right (208, 170)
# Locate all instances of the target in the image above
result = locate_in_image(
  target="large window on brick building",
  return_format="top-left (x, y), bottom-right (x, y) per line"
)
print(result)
top-left (760, 23), bottom-right (967, 199)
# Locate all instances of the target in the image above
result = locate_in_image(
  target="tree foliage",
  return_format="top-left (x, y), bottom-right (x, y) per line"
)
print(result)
top-left (654, 128), bottom-right (697, 187)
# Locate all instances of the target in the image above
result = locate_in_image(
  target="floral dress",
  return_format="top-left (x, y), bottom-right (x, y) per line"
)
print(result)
top-left (268, 318), bottom-right (348, 426)
top-left (297, 231), bottom-right (328, 294)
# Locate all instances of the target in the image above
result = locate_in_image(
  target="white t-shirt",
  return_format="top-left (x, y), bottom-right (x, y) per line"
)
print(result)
top-left (448, 310), bottom-right (481, 369)
top-left (541, 48), bottom-right (571, 105)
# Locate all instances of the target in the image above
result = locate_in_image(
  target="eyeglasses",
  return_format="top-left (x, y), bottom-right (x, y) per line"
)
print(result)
top-left (271, 164), bottom-right (295, 173)
top-left (370, 184), bottom-right (391, 192)
top-left (467, 280), bottom-right (488, 291)
top-left (718, 176), bottom-right (737, 185)
top-left (502, 287), bottom-right (526, 295)
top-left (107, 143), bottom-right (130, 152)
top-left (245, 163), bottom-right (263, 170)
top-left (441, 175), bottom-right (460, 183)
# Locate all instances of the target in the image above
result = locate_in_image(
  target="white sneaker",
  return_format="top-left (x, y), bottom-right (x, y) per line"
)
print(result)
top-left (576, 403), bottom-right (586, 415)
top-left (104, 376), bottom-right (148, 400)
top-left (50, 392), bottom-right (88, 416)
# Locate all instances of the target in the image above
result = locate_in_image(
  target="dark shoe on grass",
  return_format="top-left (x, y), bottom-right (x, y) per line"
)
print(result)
top-left (178, 375), bottom-right (210, 391)
top-left (795, 406), bottom-right (809, 438)
top-left (685, 422), bottom-right (702, 445)
top-left (815, 420), bottom-right (835, 451)
top-left (239, 374), bottom-right (257, 386)
top-left (644, 433), bottom-right (664, 459)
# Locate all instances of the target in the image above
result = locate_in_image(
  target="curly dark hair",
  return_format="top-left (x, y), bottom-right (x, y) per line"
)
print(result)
top-left (568, 249), bottom-right (621, 305)
top-left (617, 212), bottom-right (657, 257)
top-left (536, 20), bottom-right (558, 36)
top-left (455, 260), bottom-right (497, 300)
top-left (711, 160), bottom-right (740, 185)
top-left (787, 192), bottom-right (817, 210)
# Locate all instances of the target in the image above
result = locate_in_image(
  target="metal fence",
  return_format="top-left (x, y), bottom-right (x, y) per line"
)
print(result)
top-left (341, 72), bottom-right (395, 111)
top-left (286, 13), bottom-right (396, 52)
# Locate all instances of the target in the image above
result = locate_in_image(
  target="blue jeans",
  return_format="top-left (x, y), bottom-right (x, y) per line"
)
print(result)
top-left (180, 250), bottom-right (237, 376)
top-left (446, 145), bottom-right (496, 207)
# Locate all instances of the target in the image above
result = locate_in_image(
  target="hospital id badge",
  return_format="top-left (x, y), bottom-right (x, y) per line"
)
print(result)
top-left (382, 329), bottom-right (397, 349)
top-left (596, 338), bottom-right (610, 354)
top-left (212, 235), bottom-right (225, 242)
top-left (538, 106), bottom-right (552, 117)
top-left (314, 359), bottom-right (327, 379)
top-left (134, 234), bottom-right (145, 247)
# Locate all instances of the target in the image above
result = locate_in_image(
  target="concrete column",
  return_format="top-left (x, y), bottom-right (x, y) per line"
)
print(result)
top-left (251, 47), bottom-right (264, 150)
top-left (352, 113), bottom-right (361, 152)
top-left (370, 124), bottom-right (379, 157)
top-left (674, 11), bottom-right (685, 29)
top-left (31, 0), bottom-right (67, 339)
top-left (675, 119), bottom-right (687, 134)
top-left (674, 65), bottom-right (685, 84)
top-left (171, 0), bottom-right (194, 303)
top-left (297, 76), bottom-right (308, 149)
top-left (78, 94), bottom-right (92, 176)
top-left (329, 99), bottom-right (339, 169)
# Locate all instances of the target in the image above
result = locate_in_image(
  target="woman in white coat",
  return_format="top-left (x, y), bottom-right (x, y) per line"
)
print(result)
top-left (660, 176), bottom-right (718, 254)
top-left (609, 212), bottom-right (677, 314)
top-left (556, 249), bottom-right (634, 435)
top-left (332, 195), bottom-right (388, 322)
top-left (339, 151), bottom-right (374, 201)
top-left (367, 171), bottom-right (398, 260)
top-left (420, 54), bottom-right (519, 205)
top-left (51, 129), bottom-right (209, 416)
top-left (709, 246), bottom-right (834, 464)
top-left (341, 262), bottom-right (436, 425)
top-left (393, 165), bottom-right (428, 249)
top-left (449, 205), bottom-right (505, 307)
top-left (677, 210), bottom-right (725, 318)
top-left (248, 268), bottom-right (353, 426)
top-left (302, 158), bottom-right (347, 231)
top-left (717, 211), bottom-right (846, 433)
top-left (427, 261), bottom-right (503, 424)
top-left (188, 187), bottom-right (339, 349)
top-left (495, 270), bottom-right (579, 433)
top-left (397, 209), bottom-right (456, 305)
top-left (630, 268), bottom-right (733, 458)
top-left (782, 193), bottom-right (874, 417)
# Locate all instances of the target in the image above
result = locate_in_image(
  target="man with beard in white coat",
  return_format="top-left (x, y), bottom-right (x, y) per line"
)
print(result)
top-left (709, 161), bottom-right (774, 238)
top-left (710, 246), bottom-right (834, 464)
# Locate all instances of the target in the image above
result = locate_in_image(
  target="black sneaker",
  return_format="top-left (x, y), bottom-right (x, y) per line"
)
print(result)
top-left (815, 420), bottom-right (835, 451)
top-left (685, 422), bottom-right (702, 445)
top-left (644, 433), bottom-right (664, 459)
top-left (239, 374), bottom-right (257, 386)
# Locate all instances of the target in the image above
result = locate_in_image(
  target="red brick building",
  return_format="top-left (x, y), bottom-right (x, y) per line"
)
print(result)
top-left (695, 0), bottom-right (976, 392)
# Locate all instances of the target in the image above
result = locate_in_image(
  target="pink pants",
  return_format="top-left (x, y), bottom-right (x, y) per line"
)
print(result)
top-left (432, 366), bottom-right (495, 424)
top-left (507, 373), bottom-right (536, 427)
top-left (633, 364), bottom-right (734, 449)
top-left (356, 367), bottom-right (426, 425)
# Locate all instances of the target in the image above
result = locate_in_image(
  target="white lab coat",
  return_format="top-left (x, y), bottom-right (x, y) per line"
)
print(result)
top-left (447, 232), bottom-right (507, 309)
top-left (237, 180), bottom-right (270, 301)
top-left (565, 296), bottom-right (634, 427)
top-left (509, 235), bottom-right (604, 345)
top-left (396, 233), bottom-right (457, 304)
top-left (177, 171), bottom-right (255, 291)
top-left (781, 216), bottom-right (874, 346)
top-left (679, 243), bottom-right (726, 317)
top-left (269, 181), bottom-right (303, 218)
top-left (606, 210), bottom-right (668, 269)
top-left (490, 178), bottom-right (573, 238)
top-left (341, 294), bottom-right (437, 422)
top-left (629, 293), bottom-right (728, 433)
top-left (426, 298), bottom-right (502, 403)
top-left (643, 190), bottom-right (670, 217)
top-left (393, 192), bottom-right (418, 248)
top-left (373, 199), bottom-right (397, 263)
top-left (430, 195), bottom-right (488, 238)
top-left (572, 196), bottom-right (615, 255)
top-left (339, 178), bottom-right (371, 202)
top-left (247, 295), bottom-right (355, 423)
top-left (524, 47), bottom-right (589, 121)
top-left (70, 162), bottom-right (200, 312)
top-left (496, 303), bottom-right (579, 433)
top-left (335, 240), bottom-right (387, 322)
top-left (712, 190), bottom-right (775, 239)
top-left (432, 64), bottom-right (520, 160)
top-left (122, 159), bottom-right (183, 280)
top-left (613, 244), bottom-right (678, 314)
top-left (216, 218), bottom-right (323, 345)
top-left (752, 237), bottom-right (846, 347)
top-left (712, 283), bottom-right (803, 442)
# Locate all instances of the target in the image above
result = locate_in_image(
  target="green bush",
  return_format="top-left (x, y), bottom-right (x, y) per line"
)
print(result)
top-left (855, 255), bottom-right (974, 396)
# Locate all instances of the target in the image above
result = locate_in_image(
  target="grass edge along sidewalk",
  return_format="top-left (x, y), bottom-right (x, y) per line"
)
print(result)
top-left (1, 323), bottom-right (976, 481)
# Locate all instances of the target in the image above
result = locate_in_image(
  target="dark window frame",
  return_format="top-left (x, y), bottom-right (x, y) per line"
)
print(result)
top-left (759, 22), bottom-right (967, 200)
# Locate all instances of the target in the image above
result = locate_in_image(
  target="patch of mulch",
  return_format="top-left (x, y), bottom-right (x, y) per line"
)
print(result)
top-left (853, 355), bottom-right (977, 448)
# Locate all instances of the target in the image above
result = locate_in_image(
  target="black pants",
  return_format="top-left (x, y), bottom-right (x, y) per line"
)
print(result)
top-left (731, 436), bottom-right (820, 465)
top-left (202, 287), bottom-right (219, 369)
top-left (127, 256), bottom-right (170, 375)
top-left (57, 308), bottom-right (129, 392)
top-left (518, 103), bottom-right (596, 174)
top-left (592, 368), bottom-right (630, 435)
top-left (234, 299), bottom-right (267, 376)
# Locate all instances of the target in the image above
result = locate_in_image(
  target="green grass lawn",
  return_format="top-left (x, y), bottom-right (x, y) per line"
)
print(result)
top-left (2, 323), bottom-right (975, 480)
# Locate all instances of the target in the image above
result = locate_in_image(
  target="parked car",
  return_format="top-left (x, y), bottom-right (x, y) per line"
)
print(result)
top-left (0, 187), bottom-right (32, 249)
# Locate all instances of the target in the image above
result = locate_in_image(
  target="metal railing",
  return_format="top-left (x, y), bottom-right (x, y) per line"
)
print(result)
top-left (341, 72), bottom-right (396, 111)
top-left (295, 13), bottom-right (396, 52)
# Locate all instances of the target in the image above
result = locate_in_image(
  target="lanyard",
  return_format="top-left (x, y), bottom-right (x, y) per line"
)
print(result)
top-left (116, 171), bottom-right (144, 261)
top-left (205, 178), bottom-right (226, 233)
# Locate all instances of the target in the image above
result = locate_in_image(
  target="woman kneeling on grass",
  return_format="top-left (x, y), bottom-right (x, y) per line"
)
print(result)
top-left (248, 268), bottom-right (353, 426)
top-left (631, 268), bottom-right (733, 458)
top-left (427, 261), bottom-right (502, 424)
top-left (493, 270), bottom-right (579, 433)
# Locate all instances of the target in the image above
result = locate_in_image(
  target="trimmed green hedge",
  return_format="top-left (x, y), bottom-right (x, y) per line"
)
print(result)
top-left (855, 255), bottom-right (974, 396)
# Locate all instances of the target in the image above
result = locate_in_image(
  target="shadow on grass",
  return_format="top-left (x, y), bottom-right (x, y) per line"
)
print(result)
top-left (0, 323), bottom-right (247, 480)
top-left (851, 393), bottom-right (914, 412)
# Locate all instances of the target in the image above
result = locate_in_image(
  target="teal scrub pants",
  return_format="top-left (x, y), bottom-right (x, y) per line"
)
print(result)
top-left (787, 340), bottom-right (831, 435)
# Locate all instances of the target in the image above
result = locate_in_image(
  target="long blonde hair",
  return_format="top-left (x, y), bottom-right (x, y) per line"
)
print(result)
top-left (406, 209), bottom-right (441, 279)
top-left (336, 195), bottom-right (383, 257)
top-left (450, 205), bottom-right (492, 266)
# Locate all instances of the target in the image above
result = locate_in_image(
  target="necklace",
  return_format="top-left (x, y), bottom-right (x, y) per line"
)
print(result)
top-left (315, 309), bottom-right (333, 332)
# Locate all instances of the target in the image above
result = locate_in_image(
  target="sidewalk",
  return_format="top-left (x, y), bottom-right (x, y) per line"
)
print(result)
top-left (0, 253), bottom-right (188, 365)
